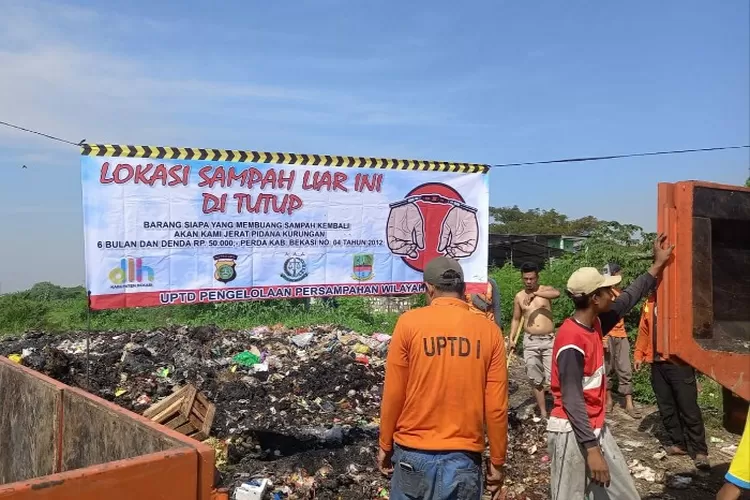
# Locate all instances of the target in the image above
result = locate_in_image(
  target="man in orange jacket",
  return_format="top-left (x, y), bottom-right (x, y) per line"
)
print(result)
top-left (602, 263), bottom-right (639, 418)
top-left (378, 257), bottom-right (508, 500)
top-left (633, 293), bottom-right (710, 470)
top-left (466, 277), bottom-right (501, 329)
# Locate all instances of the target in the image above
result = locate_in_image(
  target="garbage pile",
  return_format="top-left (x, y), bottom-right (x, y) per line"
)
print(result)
top-left (502, 412), bottom-right (550, 499)
top-left (0, 325), bottom-right (552, 499)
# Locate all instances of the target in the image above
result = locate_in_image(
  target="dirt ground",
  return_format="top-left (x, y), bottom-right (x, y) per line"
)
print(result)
top-left (0, 327), bottom-right (744, 500)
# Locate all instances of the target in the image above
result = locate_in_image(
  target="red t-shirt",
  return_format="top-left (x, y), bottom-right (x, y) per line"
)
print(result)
top-left (550, 317), bottom-right (606, 431)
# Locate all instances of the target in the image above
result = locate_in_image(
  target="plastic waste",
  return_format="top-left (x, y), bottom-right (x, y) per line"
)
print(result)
top-left (352, 343), bottom-right (371, 354)
top-left (235, 479), bottom-right (271, 500)
top-left (668, 475), bottom-right (692, 489)
top-left (298, 425), bottom-right (344, 445)
top-left (372, 333), bottom-right (392, 343)
top-left (355, 354), bottom-right (370, 365)
top-left (291, 332), bottom-right (314, 348)
top-left (136, 394), bottom-right (152, 406)
top-left (7, 353), bottom-right (22, 363)
top-left (233, 351), bottom-right (261, 367)
top-left (628, 459), bottom-right (658, 482)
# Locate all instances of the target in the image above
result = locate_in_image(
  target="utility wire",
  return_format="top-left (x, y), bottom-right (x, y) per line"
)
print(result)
top-left (0, 120), bottom-right (84, 147)
top-left (1, 118), bottom-right (748, 167)
top-left (490, 145), bottom-right (750, 168)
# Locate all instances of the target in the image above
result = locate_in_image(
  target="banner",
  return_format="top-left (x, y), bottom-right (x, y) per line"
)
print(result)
top-left (81, 145), bottom-right (490, 310)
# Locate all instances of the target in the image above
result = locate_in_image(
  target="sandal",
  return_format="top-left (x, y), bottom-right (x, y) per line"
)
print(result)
top-left (694, 455), bottom-right (711, 471)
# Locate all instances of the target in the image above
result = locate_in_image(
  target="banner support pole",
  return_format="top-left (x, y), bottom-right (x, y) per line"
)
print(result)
top-left (86, 290), bottom-right (92, 391)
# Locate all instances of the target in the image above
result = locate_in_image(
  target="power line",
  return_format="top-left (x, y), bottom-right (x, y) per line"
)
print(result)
top-left (490, 145), bottom-right (750, 168)
top-left (0, 120), bottom-right (83, 147)
top-left (1, 118), bottom-right (748, 168)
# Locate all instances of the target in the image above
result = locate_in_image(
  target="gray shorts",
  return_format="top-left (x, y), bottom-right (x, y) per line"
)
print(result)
top-left (523, 333), bottom-right (554, 387)
top-left (605, 336), bottom-right (633, 395)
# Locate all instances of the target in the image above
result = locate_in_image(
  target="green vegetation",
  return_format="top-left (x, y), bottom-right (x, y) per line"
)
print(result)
top-left (489, 206), bottom-right (600, 235)
top-left (0, 211), bottom-right (723, 413)
top-left (0, 284), bottom-right (402, 335)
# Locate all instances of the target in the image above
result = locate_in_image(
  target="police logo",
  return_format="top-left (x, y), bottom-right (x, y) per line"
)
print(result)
top-left (281, 255), bottom-right (308, 282)
top-left (213, 254), bottom-right (238, 284)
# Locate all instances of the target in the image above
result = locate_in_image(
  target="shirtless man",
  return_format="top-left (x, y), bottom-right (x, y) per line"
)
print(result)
top-left (509, 262), bottom-right (560, 418)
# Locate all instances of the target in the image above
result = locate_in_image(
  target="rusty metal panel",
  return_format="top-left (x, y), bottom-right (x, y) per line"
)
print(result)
top-left (61, 391), bottom-right (181, 472)
top-left (0, 360), bottom-right (60, 485)
top-left (657, 181), bottom-right (750, 401)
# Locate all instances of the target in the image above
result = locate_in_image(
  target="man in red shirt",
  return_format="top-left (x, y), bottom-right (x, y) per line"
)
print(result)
top-left (547, 234), bottom-right (673, 499)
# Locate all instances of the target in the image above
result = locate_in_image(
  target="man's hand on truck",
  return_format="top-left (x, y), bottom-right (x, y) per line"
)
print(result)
top-left (649, 233), bottom-right (675, 277)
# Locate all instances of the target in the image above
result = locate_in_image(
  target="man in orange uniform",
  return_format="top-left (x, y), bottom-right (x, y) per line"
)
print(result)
top-left (633, 293), bottom-right (710, 470)
top-left (601, 263), bottom-right (639, 418)
top-left (466, 277), bottom-right (501, 329)
top-left (378, 256), bottom-right (508, 500)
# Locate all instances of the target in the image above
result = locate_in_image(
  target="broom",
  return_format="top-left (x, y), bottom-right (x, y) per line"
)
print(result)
top-left (506, 320), bottom-right (525, 368)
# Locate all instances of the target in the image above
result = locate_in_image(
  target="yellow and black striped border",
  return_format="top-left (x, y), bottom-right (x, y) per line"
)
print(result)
top-left (80, 144), bottom-right (489, 174)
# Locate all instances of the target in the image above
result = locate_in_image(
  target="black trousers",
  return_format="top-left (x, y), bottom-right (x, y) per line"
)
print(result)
top-left (651, 362), bottom-right (708, 455)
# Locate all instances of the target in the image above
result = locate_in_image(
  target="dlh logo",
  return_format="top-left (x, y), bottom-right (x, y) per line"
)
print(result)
top-left (109, 258), bottom-right (155, 289)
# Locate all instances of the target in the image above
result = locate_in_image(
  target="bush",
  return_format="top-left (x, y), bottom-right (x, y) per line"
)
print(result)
top-left (0, 223), bottom-right (723, 414)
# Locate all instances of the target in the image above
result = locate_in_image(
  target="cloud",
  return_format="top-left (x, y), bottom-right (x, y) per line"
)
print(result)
top-left (0, 0), bottom-right (486, 157)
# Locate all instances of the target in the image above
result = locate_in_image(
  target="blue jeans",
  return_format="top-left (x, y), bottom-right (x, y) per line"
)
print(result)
top-left (390, 445), bottom-right (483, 500)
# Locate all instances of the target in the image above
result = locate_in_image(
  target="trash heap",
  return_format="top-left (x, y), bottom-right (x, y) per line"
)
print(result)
top-left (501, 412), bottom-right (550, 499)
top-left (0, 325), bottom-right (552, 499)
top-left (0, 325), bottom-right (392, 498)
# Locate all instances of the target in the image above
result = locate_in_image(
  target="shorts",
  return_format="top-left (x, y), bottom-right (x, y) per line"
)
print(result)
top-left (523, 333), bottom-right (554, 387)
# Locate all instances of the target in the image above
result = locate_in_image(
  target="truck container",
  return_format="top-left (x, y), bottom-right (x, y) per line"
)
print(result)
top-left (657, 180), bottom-right (750, 432)
top-left (0, 355), bottom-right (228, 500)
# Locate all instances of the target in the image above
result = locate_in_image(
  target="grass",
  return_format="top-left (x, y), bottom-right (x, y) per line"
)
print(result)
top-left (0, 286), bottom-right (400, 336)
top-left (0, 280), bottom-right (725, 418)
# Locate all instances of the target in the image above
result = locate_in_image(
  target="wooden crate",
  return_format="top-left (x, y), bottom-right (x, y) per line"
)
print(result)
top-left (143, 384), bottom-right (216, 442)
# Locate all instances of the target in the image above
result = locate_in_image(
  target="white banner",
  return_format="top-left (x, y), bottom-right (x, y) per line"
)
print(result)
top-left (81, 146), bottom-right (489, 310)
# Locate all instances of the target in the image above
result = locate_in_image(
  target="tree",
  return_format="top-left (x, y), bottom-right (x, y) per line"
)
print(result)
top-left (491, 220), bottom-right (654, 333)
top-left (745, 177), bottom-right (749, 188)
top-left (489, 206), bottom-right (600, 235)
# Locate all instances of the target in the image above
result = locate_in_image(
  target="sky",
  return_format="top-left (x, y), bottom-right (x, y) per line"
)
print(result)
top-left (0, 0), bottom-right (748, 293)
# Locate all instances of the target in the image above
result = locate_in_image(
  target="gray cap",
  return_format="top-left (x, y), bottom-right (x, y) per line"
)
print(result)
top-left (602, 262), bottom-right (621, 276)
top-left (423, 256), bottom-right (464, 286)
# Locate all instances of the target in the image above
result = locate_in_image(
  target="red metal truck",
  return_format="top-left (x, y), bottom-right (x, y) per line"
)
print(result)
top-left (656, 180), bottom-right (750, 432)
top-left (0, 355), bottom-right (228, 500)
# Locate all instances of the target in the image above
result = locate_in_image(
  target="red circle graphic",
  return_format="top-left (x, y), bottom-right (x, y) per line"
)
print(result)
top-left (391, 182), bottom-right (466, 273)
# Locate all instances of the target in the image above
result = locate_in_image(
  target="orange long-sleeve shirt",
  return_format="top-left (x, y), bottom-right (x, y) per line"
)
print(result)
top-left (634, 295), bottom-right (657, 363)
top-left (379, 297), bottom-right (508, 466)
top-left (604, 288), bottom-right (628, 340)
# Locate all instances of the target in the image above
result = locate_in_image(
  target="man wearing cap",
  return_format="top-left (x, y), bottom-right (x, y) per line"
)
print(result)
top-left (602, 262), bottom-right (640, 419)
top-left (634, 291), bottom-right (710, 470)
top-left (547, 234), bottom-right (673, 499)
top-left (378, 256), bottom-right (508, 500)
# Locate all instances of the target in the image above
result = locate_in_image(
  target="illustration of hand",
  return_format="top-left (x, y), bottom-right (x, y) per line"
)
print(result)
top-left (387, 201), bottom-right (425, 258)
top-left (438, 206), bottom-right (479, 258)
